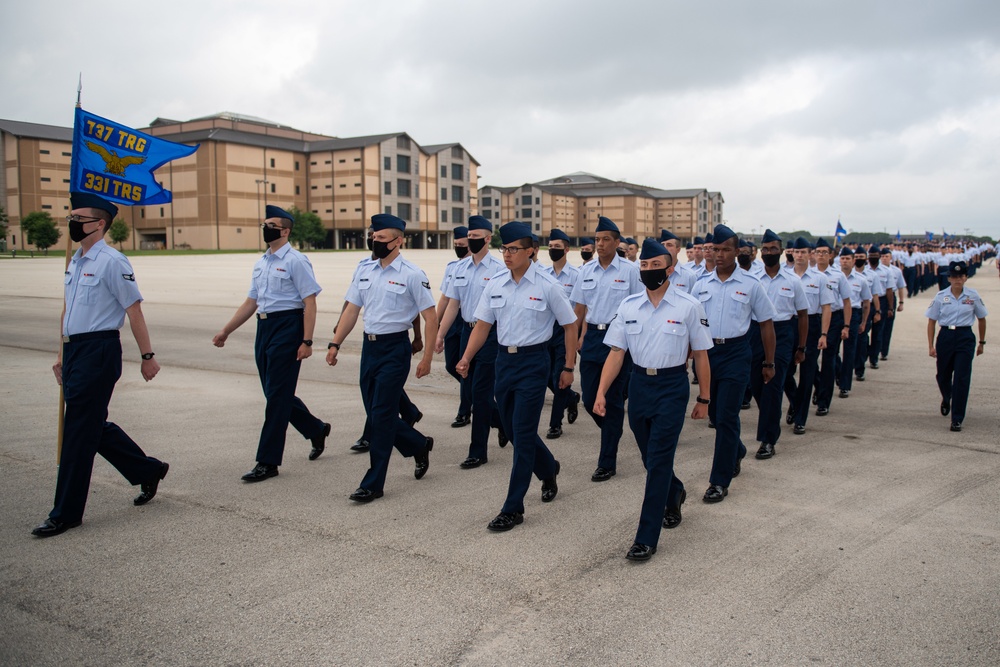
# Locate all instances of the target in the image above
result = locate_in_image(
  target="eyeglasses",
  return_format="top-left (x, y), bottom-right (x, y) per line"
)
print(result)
top-left (262, 223), bottom-right (286, 230)
top-left (499, 246), bottom-right (529, 255)
top-left (67, 215), bottom-right (103, 224)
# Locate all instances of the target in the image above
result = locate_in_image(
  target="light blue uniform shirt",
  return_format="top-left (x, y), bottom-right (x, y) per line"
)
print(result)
top-left (542, 262), bottom-right (581, 302)
top-left (844, 269), bottom-right (873, 308)
top-left (860, 265), bottom-right (886, 297)
top-left (823, 266), bottom-right (852, 312)
top-left (63, 239), bottom-right (143, 336)
top-left (444, 252), bottom-right (506, 323)
top-left (695, 268), bottom-right (777, 338)
top-left (667, 262), bottom-right (699, 294)
top-left (439, 257), bottom-right (461, 294)
top-left (569, 255), bottom-right (643, 325)
top-left (759, 269), bottom-right (809, 322)
top-left (345, 255), bottom-right (435, 334)
top-left (873, 264), bottom-right (895, 294)
top-left (789, 266), bottom-right (835, 315)
top-left (887, 264), bottom-right (906, 291)
top-left (248, 243), bottom-right (322, 314)
top-left (473, 261), bottom-right (577, 346)
top-left (925, 288), bottom-right (988, 326)
top-left (604, 287), bottom-right (714, 369)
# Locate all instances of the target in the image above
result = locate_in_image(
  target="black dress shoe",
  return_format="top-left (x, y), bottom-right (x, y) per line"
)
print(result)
top-left (350, 438), bottom-right (370, 452)
top-left (414, 437), bottom-right (433, 480)
top-left (703, 484), bottom-right (728, 503)
top-left (309, 422), bottom-right (331, 460)
top-left (405, 410), bottom-right (423, 427)
top-left (732, 453), bottom-right (744, 477)
top-left (349, 488), bottom-right (383, 503)
top-left (497, 428), bottom-right (509, 448)
top-left (487, 511), bottom-right (523, 532)
top-left (567, 392), bottom-right (580, 424)
top-left (450, 414), bottom-right (471, 428)
top-left (134, 462), bottom-right (169, 506)
top-left (31, 518), bottom-right (82, 538)
top-left (755, 442), bottom-right (775, 460)
top-left (663, 489), bottom-right (686, 529)
top-left (241, 463), bottom-right (278, 483)
top-left (816, 407), bottom-right (829, 416)
top-left (941, 400), bottom-right (950, 416)
top-left (870, 361), bottom-right (879, 369)
top-left (812, 392), bottom-right (819, 405)
top-left (950, 422), bottom-right (962, 432)
top-left (793, 424), bottom-right (806, 435)
top-left (692, 376), bottom-right (699, 385)
top-left (625, 542), bottom-right (657, 562)
top-left (459, 456), bottom-right (488, 469)
top-left (855, 374), bottom-right (865, 382)
top-left (541, 461), bottom-right (560, 502)
top-left (591, 467), bottom-right (616, 482)
top-left (839, 389), bottom-right (850, 399)
top-left (786, 408), bottom-right (795, 425)
top-left (708, 421), bottom-right (716, 429)
top-left (741, 401), bottom-right (752, 410)
top-left (545, 426), bottom-right (562, 439)
top-left (880, 355), bottom-right (888, 361)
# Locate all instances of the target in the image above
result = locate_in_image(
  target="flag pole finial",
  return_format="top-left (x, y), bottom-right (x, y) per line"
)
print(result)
top-left (76, 73), bottom-right (82, 108)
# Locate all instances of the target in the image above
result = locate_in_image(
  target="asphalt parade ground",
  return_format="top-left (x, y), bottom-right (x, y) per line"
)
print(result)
top-left (1, 250), bottom-right (998, 666)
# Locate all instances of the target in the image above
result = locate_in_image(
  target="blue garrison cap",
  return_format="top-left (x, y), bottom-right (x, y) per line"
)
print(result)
top-left (761, 229), bottom-right (782, 244)
top-left (685, 242), bottom-right (694, 250)
top-left (453, 225), bottom-right (468, 239)
top-left (839, 246), bottom-right (855, 256)
top-left (948, 260), bottom-right (968, 275)
top-left (625, 237), bottom-right (637, 245)
top-left (467, 215), bottom-right (492, 232)
top-left (704, 233), bottom-right (714, 244)
top-left (530, 233), bottom-right (539, 244)
top-left (792, 236), bottom-right (811, 250)
top-left (639, 237), bottom-right (669, 260)
top-left (71, 191), bottom-right (119, 219)
top-left (371, 213), bottom-right (405, 231)
top-left (694, 236), bottom-right (704, 245)
top-left (580, 237), bottom-right (595, 246)
top-left (868, 245), bottom-right (881, 255)
top-left (499, 221), bottom-right (532, 244)
top-left (712, 224), bottom-right (737, 245)
top-left (549, 229), bottom-right (571, 244)
top-left (660, 229), bottom-right (679, 242)
top-left (738, 239), bottom-right (749, 249)
top-left (596, 216), bottom-right (620, 234)
top-left (265, 204), bottom-right (294, 223)
top-left (747, 240), bottom-right (757, 248)
top-left (815, 238), bottom-right (833, 250)
top-left (880, 247), bottom-right (892, 255)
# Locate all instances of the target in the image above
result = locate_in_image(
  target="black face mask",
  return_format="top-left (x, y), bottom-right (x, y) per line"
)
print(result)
top-left (372, 239), bottom-right (395, 259)
top-left (737, 254), bottom-right (752, 269)
top-left (785, 252), bottom-right (794, 263)
top-left (263, 226), bottom-right (284, 244)
top-left (640, 268), bottom-right (668, 291)
top-left (454, 245), bottom-right (469, 259)
top-left (616, 247), bottom-right (626, 257)
top-left (869, 257), bottom-right (880, 268)
top-left (548, 248), bottom-right (565, 262)
top-left (467, 237), bottom-right (487, 254)
top-left (762, 253), bottom-right (781, 267)
top-left (69, 220), bottom-right (100, 243)
top-left (855, 258), bottom-right (867, 269)
top-left (366, 236), bottom-right (373, 251)
top-left (580, 251), bottom-right (594, 262)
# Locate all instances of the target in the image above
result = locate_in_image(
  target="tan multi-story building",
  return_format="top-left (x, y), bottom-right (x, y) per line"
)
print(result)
top-left (1, 113), bottom-right (478, 251)
top-left (479, 172), bottom-right (721, 244)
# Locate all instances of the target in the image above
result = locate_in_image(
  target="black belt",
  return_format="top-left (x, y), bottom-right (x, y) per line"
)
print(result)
top-left (632, 363), bottom-right (686, 377)
top-left (498, 342), bottom-right (546, 354)
top-left (62, 330), bottom-right (119, 343)
top-left (712, 333), bottom-right (748, 345)
top-left (589, 323), bottom-right (611, 331)
top-left (363, 331), bottom-right (409, 342)
top-left (941, 325), bottom-right (972, 331)
top-left (809, 313), bottom-right (822, 322)
top-left (772, 319), bottom-right (794, 328)
top-left (257, 308), bottom-right (303, 320)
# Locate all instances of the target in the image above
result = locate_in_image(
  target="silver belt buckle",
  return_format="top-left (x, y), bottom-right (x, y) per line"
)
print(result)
top-left (62, 335), bottom-right (70, 343)
top-left (258, 312), bottom-right (268, 320)
top-left (507, 346), bottom-right (518, 353)
top-left (645, 367), bottom-right (657, 376)
top-left (367, 334), bottom-right (377, 341)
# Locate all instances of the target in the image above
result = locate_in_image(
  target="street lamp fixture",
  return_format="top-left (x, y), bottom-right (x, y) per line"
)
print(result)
top-left (255, 178), bottom-right (270, 251)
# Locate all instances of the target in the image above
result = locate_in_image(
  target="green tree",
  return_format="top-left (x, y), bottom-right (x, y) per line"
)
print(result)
top-left (491, 227), bottom-right (502, 248)
top-left (109, 218), bottom-right (130, 250)
top-left (287, 206), bottom-right (326, 249)
top-left (22, 211), bottom-right (61, 254)
top-left (0, 204), bottom-right (9, 241)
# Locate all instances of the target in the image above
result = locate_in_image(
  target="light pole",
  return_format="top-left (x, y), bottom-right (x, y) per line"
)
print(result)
top-left (255, 178), bottom-right (269, 251)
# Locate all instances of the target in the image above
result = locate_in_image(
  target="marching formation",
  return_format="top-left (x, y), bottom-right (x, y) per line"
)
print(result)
top-left (34, 192), bottom-right (993, 563)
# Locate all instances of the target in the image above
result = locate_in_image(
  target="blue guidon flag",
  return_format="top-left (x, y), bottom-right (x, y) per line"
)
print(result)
top-left (71, 107), bottom-right (199, 206)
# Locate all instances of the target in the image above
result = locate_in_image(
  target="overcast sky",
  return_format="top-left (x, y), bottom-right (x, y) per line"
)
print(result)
top-left (2, 0), bottom-right (998, 237)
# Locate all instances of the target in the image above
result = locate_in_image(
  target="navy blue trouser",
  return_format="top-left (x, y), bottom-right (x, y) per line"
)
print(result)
top-left (743, 322), bottom-right (760, 405)
top-left (751, 321), bottom-right (794, 446)
top-left (460, 322), bottom-right (500, 460)
top-left (546, 323), bottom-right (575, 429)
top-left (580, 327), bottom-right (631, 470)
top-left (52, 332), bottom-right (163, 523)
top-left (854, 308), bottom-right (875, 376)
top-left (880, 308), bottom-right (896, 358)
top-left (816, 309), bottom-right (845, 410)
top-left (359, 333), bottom-right (427, 493)
top-left (361, 391), bottom-right (419, 443)
top-left (254, 312), bottom-right (325, 466)
top-left (444, 318), bottom-right (472, 418)
top-left (495, 346), bottom-right (558, 515)
top-left (837, 309), bottom-right (862, 392)
top-left (904, 266), bottom-right (917, 298)
top-left (791, 315), bottom-right (823, 427)
top-left (868, 302), bottom-right (887, 366)
top-left (936, 328), bottom-right (976, 424)
top-left (628, 366), bottom-right (688, 548)
top-left (708, 336), bottom-right (750, 487)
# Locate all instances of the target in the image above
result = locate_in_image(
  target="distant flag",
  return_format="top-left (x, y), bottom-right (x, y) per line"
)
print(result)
top-left (834, 219), bottom-right (847, 247)
top-left (71, 107), bottom-right (199, 207)
top-left (926, 231), bottom-right (934, 241)
top-left (895, 229), bottom-right (901, 241)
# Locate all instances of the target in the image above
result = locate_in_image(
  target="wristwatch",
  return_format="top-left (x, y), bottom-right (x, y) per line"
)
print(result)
top-left (762, 361), bottom-right (775, 369)
top-left (696, 396), bottom-right (710, 405)
top-left (141, 352), bottom-right (155, 360)
top-left (327, 342), bottom-right (341, 350)
top-left (562, 366), bottom-right (575, 373)
top-left (302, 340), bottom-right (313, 347)
top-left (796, 346), bottom-right (806, 353)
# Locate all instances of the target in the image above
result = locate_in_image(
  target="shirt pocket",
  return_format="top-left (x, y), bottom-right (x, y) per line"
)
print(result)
top-left (625, 320), bottom-right (643, 335)
top-left (385, 281), bottom-right (407, 307)
top-left (78, 273), bottom-right (101, 304)
top-left (268, 271), bottom-right (296, 295)
top-left (662, 322), bottom-right (689, 358)
top-left (610, 279), bottom-right (629, 291)
top-left (729, 290), bottom-right (751, 320)
top-left (523, 294), bottom-right (548, 326)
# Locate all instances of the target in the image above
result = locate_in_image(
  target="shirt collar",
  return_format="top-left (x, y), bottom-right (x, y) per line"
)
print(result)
top-left (375, 254), bottom-right (404, 273)
top-left (74, 238), bottom-right (108, 262)
top-left (265, 242), bottom-right (292, 260)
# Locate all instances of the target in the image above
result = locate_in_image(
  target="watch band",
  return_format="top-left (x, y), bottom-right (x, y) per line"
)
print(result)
top-left (328, 342), bottom-right (341, 350)
top-left (302, 339), bottom-right (313, 347)
top-left (141, 352), bottom-right (155, 360)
